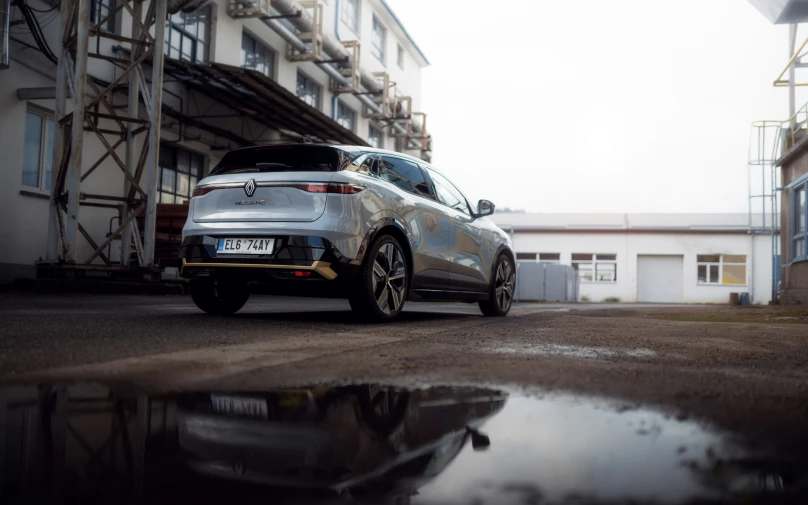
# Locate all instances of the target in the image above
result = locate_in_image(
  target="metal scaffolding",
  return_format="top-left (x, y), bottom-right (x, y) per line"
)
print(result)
top-left (42, 0), bottom-right (167, 278)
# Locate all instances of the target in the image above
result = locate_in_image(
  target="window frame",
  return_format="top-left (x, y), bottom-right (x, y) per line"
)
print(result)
top-left (368, 123), bottom-right (383, 148)
top-left (241, 31), bottom-right (275, 79)
top-left (22, 106), bottom-right (56, 194)
top-left (340, 0), bottom-right (359, 34)
top-left (371, 15), bottom-right (386, 64)
top-left (793, 181), bottom-right (808, 262)
top-left (572, 253), bottom-right (617, 283)
top-left (158, 144), bottom-right (205, 205)
top-left (90, 0), bottom-right (116, 33)
top-left (397, 43), bottom-right (404, 69)
top-left (696, 254), bottom-right (748, 286)
top-left (335, 100), bottom-right (357, 132)
top-left (296, 71), bottom-right (321, 109)
top-left (423, 166), bottom-right (472, 216)
top-left (165, 5), bottom-right (211, 64)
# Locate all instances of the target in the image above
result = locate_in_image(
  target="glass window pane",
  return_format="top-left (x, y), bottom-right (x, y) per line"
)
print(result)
top-left (381, 156), bottom-right (431, 198)
top-left (161, 168), bottom-right (176, 193)
top-left (428, 168), bottom-right (469, 215)
top-left (576, 264), bottom-right (593, 282)
top-left (596, 254), bottom-right (617, 261)
top-left (177, 151), bottom-right (190, 173)
top-left (796, 238), bottom-right (806, 258)
top-left (190, 176), bottom-right (198, 190)
top-left (596, 263), bottom-right (616, 282)
top-left (797, 187), bottom-right (806, 233)
top-left (22, 112), bottom-right (43, 187)
top-left (160, 192), bottom-right (175, 204)
top-left (697, 265), bottom-right (707, 283)
top-left (539, 253), bottom-right (560, 261)
top-left (516, 253), bottom-right (537, 261)
top-left (722, 255), bottom-right (746, 264)
top-left (697, 255), bottom-right (720, 263)
top-left (44, 119), bottom-right (55, 191)
top-left (177, 172), bottom-right (190, 197)
top-left (722, 264), bottom-right (747, 285)
top-left (709, 265), bottom-right (719, 283)
top-left (572, 253), bottom-right (592, 261)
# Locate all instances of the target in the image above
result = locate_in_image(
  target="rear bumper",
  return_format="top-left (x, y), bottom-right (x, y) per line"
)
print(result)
top-left (179, 235), bottom-right (359, 281)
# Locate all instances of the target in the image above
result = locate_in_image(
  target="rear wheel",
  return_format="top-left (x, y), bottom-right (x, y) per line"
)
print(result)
top-left (349, 234), bottom-right (408, 322)
top-left (479, 254), bottom-right (515, 317)
top-left (189, 277), bottom-right (250, 315)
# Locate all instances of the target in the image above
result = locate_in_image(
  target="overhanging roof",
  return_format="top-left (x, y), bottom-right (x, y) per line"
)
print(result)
top-left (162, 59), bottom-right (369, 146)
top-left (747, 0), bottom-right (808, 24)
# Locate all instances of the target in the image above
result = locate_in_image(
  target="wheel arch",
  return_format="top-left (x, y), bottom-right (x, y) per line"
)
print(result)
top-left (359, 218), bottom-right (415, 294)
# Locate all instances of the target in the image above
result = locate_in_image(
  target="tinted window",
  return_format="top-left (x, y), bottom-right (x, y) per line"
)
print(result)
top-left (426, 168), bottom-right (470, 215)
top-left (380, 156), bottom-right (432, 198)
top-left (210, 146), bottom-right (346, 175)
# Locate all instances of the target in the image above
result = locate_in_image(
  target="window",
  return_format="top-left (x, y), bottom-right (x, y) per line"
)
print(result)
top-left (380, 156), bottom-right (432, 199)
top-left (241, 32), bottom-right (274, 78)
top-left (371, 16), bottom-right (386, 63)
top-left (341, 0), bottom-right (358, 33)
top-left (539, 253), bottom-right (561, 263)
top-left (91, 0), bottom-right (116, 32)
top-left (697, 255), bottom-right (747, 285)
top-left (336, 101), bottom-right (356, 132)
top-left (368, 123), bottom-right (383, 148)
top-left (516, 253), bottom-right (537, 261)
top-left (296, 71), bottom-right (321, 109)
top-left (159, 145), bottom-right (204, 204)
top-left (426, 167), bottom-right (470, 215)
top-left (165, 6), bottom-right (211, 63)
top-left (22, 108), bottom-right (55, 192)
top-left (397, 44), bottom-right (404, 69)
top-left (572, 253), bottom-right (617, 283)
top-left (794, 184), bottom-right (807, 261)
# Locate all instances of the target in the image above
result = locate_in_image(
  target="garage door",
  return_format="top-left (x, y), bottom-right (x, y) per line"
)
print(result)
top-left (636, 255), bottom-right (683, 303)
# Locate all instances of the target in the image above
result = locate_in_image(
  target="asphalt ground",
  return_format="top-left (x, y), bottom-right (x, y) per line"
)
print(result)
top-left (1, 292), bottom-right (807, 461)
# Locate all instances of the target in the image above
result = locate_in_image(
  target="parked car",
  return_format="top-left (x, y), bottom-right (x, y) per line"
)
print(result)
top-left (180, 144), bottom-right (515, 321)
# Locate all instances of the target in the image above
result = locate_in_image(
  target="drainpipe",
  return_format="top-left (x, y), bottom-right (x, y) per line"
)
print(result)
top-left (334, 0), bottom-right (341, 41)
top-left (0, 0), bottom-right (9, 69)
top-left (331, 92), bottom-right (339, 121)
top-left (750, 233), bottom-right (756, 304)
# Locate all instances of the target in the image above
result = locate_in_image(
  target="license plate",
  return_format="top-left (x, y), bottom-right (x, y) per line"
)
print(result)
top-left (217, 238), bottom-right (274, 255)
top-left (211, 395), bottom-right (268, 419)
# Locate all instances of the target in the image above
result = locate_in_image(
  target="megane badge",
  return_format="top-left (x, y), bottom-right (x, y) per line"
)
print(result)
top-left (244, 179), bottom-right (256, 197)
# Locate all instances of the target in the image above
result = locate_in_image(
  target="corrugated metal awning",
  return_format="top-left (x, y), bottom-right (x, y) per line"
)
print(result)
top-left (162, 59), bottom-right (369, 147)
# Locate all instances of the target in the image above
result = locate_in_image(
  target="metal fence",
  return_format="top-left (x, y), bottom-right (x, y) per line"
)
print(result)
top-left (515, 262), bottom-right (579, 302)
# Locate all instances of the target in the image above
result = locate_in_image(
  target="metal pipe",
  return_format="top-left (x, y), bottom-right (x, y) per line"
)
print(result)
top-left (262, 15), bottom-right (423, 150)
top-left (143, 0), bottom-right (168, 266)
top-left (0, 0), bottom-right (9, 69)
top-left (121, 0), bottom-right (143, 266)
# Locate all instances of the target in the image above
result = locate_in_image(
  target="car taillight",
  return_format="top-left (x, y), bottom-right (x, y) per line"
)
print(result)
top-left (191, 182), bottom-right (365, 197)
top-left (192, 185), bottom-right (216, 197)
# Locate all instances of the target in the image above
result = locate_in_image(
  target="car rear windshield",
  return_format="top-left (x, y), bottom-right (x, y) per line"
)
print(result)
top-left (210, 145), bottom-right (349, 176)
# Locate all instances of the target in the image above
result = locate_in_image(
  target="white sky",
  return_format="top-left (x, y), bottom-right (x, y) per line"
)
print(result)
top-left (384, 0), bottom-right (806, 213)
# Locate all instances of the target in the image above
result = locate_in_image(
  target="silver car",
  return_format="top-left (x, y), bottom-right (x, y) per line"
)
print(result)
top-left (180, 144), bottom-right (515, 321)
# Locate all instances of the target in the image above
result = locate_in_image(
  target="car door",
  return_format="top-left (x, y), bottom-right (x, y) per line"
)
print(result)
top-left (378, 155), bottom-right (452, 290)
top-left (424, 167), bottom-right (489, 292)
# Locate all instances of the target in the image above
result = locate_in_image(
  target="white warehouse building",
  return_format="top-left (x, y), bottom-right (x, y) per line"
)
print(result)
top-left (490, 213), bottom-right (776, 304)
top-left (0, 0), bottom-right (431, 282)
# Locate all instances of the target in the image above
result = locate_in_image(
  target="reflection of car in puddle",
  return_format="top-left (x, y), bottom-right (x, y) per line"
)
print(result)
top-left (177, 385), bottom-right (506, 498)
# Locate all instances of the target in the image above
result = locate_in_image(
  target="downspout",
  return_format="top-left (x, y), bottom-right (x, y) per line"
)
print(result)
top-left (331, 93), bottom-right (339, 121)
top-left (750, 232), bottom-right (756, 304)
top-left (334, 0), bottom-right (341, 41)
top-left (0, 0), bottom-right (9, 69)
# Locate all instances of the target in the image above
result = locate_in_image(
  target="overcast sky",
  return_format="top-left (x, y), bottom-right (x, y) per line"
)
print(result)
top-left (384, 0), bottom-right (805, 214)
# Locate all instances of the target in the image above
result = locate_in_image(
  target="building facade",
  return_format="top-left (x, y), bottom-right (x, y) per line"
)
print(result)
top-left (777, 140), bottom-right (808, 304)
top-left (0, 0), bottom-right (430, 282)
top-left (490, 213), bottom-right (774, 304)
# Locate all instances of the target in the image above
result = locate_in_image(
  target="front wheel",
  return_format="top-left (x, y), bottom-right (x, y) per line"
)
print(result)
top-left (479, 254), bottom-right (515, 317)
top-left (189, 277), bottom-right (250, 315)
top-left (349, 234), bottom-right (408, 322)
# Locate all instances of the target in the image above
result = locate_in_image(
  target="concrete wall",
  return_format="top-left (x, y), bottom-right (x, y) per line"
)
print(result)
top-left (510, 232), bottom-right (773, 304)
top-left (779, 142), bottom-right (808, 304)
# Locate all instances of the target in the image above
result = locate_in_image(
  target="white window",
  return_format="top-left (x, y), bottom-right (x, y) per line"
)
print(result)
top-left (166, 5), bottom-right (212, 63)
top-left (793, 183), bottom-right (807, 261)
top-left (336, 100), bottom-right (356, 132)
top-left (371, 16), bottom-right (386, 63)
top-left (341, 0), bottom-right (358, 33)
top-left (296, 71), bottom-right (321, 109)
top-left (572, 253), bottom-right (617, 282)
top-left (697, 255), bottom-right (747, 285)
top-left (397, 44), bottom-right (404, 69)
top-left (241, 32), bottom-right (275, 78)
top-left (368, 123), bottom-right (383, 148)
top-left (22, 108), bottom-right (56, 192)
top-left (539, 253), bottom-right (561, 264)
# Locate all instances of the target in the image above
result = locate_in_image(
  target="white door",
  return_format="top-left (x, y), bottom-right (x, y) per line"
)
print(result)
top-left (636, 255), bottom-right (684, 303)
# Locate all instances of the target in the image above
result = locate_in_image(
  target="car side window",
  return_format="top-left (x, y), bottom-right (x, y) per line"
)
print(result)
top-left (380, 156), bottom-right (432, 199)
top-left (426, 167), bottom-right (471, 216)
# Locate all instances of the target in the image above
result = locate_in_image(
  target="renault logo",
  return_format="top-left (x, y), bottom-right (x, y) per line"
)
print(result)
top-left (244, 179), bottom-right (256, 197)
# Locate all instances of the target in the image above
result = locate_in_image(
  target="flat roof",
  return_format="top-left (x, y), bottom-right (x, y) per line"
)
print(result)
top-left (490, 212), bottom-right (775, 233)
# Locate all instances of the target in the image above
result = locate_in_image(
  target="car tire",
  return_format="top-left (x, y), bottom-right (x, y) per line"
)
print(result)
top-left (189, 277), bottom-right (250, 315)
top-left (349, 234), bottom-right (408, 322)
top-left (479, 253), bottom-right (515, 317)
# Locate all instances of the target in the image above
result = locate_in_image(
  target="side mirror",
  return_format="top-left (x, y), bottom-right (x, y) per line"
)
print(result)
top-left (474, 200), bottom-right (495, 218)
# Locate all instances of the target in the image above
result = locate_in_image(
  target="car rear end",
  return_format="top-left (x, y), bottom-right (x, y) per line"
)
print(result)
top-left (180, 144), bottom-right (368, 289)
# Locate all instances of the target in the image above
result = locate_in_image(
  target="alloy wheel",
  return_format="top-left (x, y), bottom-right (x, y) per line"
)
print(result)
top-left (372, 242), bottom-right (407, 315)
top-left (495, 260), bottom-right (515, 311)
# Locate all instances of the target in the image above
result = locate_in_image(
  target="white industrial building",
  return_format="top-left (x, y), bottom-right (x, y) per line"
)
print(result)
top-left (490, 213), bottom-right (775, 304)
top-left (0, 0), bottom-right (430, 282)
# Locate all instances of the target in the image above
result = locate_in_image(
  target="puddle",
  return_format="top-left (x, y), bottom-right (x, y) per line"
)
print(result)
top-left (0, 383), bottom-right (801, 504)
top-left (490, 343), bottom-right (656, 359)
